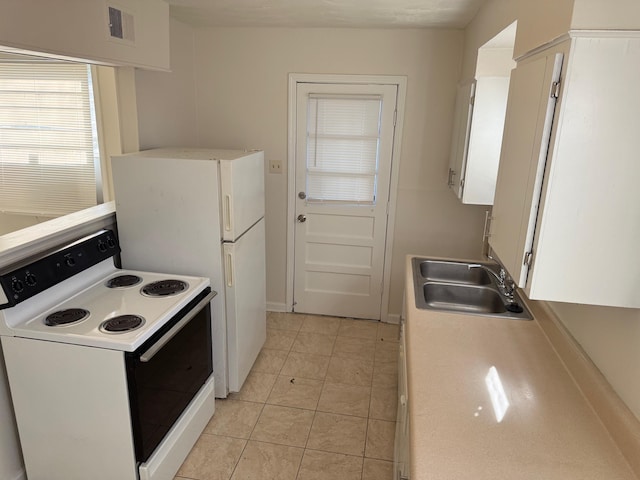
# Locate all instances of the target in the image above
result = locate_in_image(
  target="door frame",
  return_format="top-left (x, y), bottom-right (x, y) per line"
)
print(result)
top-left (286, 73), bottom-right (407, 322)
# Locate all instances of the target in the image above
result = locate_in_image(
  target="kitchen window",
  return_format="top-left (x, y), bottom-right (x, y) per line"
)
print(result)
top-left (0, 61), bottom-right (102, 217)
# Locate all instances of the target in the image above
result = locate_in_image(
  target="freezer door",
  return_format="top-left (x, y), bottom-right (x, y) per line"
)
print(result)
top-left (223, 217), bottom-right (267, 392)
top-left (219, 150), bottom-right (265, 242)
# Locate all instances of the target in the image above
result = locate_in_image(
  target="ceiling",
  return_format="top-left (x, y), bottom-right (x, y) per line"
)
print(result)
top-left (167, 0), bottom-right (487, 29)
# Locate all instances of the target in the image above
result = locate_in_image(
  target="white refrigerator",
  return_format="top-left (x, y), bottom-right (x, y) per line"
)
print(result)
top-left (111, 148), bottom-right (266, 396)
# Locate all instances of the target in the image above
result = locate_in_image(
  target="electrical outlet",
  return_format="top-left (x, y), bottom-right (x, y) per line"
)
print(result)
top-left (269, 160), bottom-right (283, 174)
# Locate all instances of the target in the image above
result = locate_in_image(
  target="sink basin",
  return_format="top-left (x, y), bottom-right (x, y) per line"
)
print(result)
top-left (421, 283), bottom-right (506, 314)
top-left (412, 257), bottom-right (532, 320)
top-left (418, 259), bottom-right (492, 286)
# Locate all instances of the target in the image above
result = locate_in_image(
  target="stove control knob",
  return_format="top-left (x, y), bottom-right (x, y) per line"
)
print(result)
top-left (25, 274), bottom-right (37, 287)
top-left (107, 237), bottom-right (116, 249)
top-left (65, 257), bottom-right (76, 268)
top-left (97, 241), bottom-right (108, 253)
top-left (11, 279), bottom-right (24, 293)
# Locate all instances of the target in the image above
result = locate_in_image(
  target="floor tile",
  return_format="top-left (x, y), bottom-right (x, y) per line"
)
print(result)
top-left (264, 328), bottom-right (298, 351)
top-left (317, 382), bottom-right (371, 417)
top-left (363, 458), bottom-right (394, 480)
top-left (250, 404), bottom-right (314, 447)
top-left (177, 433), bottom-right (246, 480)
top-left (374, 342), bottom-right (399, 364)
top-left (297, 449), bottom-right (363, 480)
top-left (251, 348), bottom-right (288, 374)
top-left (332, 335), bottom-right (376, 362)
top-left (267, 375), bottom-right (323, 410)
top-left (280, 351), bottom-right (330, 380)
top-left (365, 419), bottom-right (396, 461)
top-left (372, 361), bottom-right (398, 388)
top-left (204, 399), bottom-right (263, 439)
top-left (376, 322), bottom-right (400, 343)
top-left (369, 385), bottom-right (398, 421)
top-left (306, 412), bottom-right (367, 456)
top-left (299, 315), bottom-right (342, 335)
top-left (267, 312), bottom-right (304, 332)
top-left (291, 332), bottom-right (336, 356)
top-left (325, 356), bottom-right (373, 386)
top-left (229, 371), bottom-right (277, 403)
top-left (180, 312), bottom-right (399, 480)
top-left (338, 318), bottom-right (378, 340)
top-left (231, 440), bottom-right (303, 480)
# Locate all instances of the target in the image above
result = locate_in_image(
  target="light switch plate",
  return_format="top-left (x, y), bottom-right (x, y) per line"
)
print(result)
top-left (269, 160), bottom-right (283, 174)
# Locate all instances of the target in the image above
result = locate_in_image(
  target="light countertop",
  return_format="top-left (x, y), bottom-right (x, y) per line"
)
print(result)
top-left (404, 255), bottom-right (637, 480)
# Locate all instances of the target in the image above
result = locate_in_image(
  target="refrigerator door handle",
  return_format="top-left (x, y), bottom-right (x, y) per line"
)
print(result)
top-left (224, 195), bottom-right (232, 233)
top-left (225, 251), bottom-right (234, 287)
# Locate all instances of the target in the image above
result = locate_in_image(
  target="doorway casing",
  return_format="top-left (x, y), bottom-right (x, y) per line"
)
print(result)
top-left (286, 73), bottom-right (407, 323)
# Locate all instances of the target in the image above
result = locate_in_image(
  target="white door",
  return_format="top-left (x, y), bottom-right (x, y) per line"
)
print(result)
top-left (293, 82), bottom-right (398, 319)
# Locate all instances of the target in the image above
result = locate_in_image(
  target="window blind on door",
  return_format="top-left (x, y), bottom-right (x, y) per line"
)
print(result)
top-left (0, 62), bottom-right (99, 216)
top-left (306, 93), bottom-right (382, 204)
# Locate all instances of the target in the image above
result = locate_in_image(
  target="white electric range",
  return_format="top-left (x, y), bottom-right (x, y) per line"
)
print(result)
top-left (0, 229), bottom-right (216, 480)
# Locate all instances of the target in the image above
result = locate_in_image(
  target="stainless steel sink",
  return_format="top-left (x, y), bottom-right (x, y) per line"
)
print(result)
top-left (419, 259), bottom-right (492, 286)
top-left (412, 257), bottom-right (532, 320)
top-left (422, 283), bottom-right (506, 314)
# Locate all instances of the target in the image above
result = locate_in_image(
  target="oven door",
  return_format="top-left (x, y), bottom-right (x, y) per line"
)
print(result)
top-left (125, 288), bottom-right (215, 463)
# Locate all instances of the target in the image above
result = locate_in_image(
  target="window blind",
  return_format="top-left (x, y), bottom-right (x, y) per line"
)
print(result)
top-left (306, 94), bottom-right (382, 204)
top-left (0, 62), bottom-right (99, 216)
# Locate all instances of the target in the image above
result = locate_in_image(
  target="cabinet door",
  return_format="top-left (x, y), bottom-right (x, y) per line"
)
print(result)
top-left (489, 50), bottom-right (564, 286)
top-left (528, 36), bottom-right (640, 307)
top-left (447, 80), bottom-right (475, 198)
top-left (462, 76), bottom-right (510, 205)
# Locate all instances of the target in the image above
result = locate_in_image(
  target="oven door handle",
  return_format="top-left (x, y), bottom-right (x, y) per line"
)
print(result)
top-left (139, 290), bottom-right (217, 363)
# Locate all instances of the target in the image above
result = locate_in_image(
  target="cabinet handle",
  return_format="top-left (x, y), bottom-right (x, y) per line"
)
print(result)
top-left (447, 168), bottom-right (455, 187)
top-left (483, 210), bottom-right (493, 240)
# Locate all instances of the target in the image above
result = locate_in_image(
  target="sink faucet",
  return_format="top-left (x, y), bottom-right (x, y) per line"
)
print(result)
top-left (468, 264), bottom-right (515, 301)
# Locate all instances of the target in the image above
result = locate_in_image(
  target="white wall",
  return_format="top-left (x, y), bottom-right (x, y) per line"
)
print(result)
top-left (0, 0), bottom-right (169, 70)
top-left (136, 18), bottom-right (198, 149)
top-left (571, 0), bottom-right (640, 29)
top-left (189, 27), bottom-right (488, 315)
top-left (461, 0), bottom-right (574, 79)
top-left (463, 0), bottom-right (640, 421)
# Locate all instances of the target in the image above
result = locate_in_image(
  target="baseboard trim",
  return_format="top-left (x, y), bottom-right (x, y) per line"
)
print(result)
top-left (382, 313), bottom-right (401, 325)
top-left (266, 302), bottom-right (288, 313)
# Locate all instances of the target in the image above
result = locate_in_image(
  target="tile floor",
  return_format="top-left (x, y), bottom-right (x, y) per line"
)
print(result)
top-left (174, 312), bottom-right (400, 480)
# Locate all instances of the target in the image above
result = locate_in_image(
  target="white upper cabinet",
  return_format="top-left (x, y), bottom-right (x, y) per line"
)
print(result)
top-left (490, 32), bottom-right (640, 308)
top-left (448, 23), bottom-right (516, 205)
top-left (462, 76), bottom-right (510, 204)
top-left (447, 80), bottom-right (475, 198)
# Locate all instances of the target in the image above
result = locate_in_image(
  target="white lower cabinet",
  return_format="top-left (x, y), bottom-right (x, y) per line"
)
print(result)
top-left (394, 317), bottom-right (410, 480)
top-left (490, 31), bottom-right (640, 308)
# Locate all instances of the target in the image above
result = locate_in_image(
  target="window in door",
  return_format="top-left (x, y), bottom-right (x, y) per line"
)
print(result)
top-left (0, 61), bottom-right (102, 217)
top-left (305, 94), bottom-right (382, 205)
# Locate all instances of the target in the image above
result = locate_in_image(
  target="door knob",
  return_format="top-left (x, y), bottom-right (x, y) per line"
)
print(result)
top-left (298, 191), bottom-right (306, 199)
top-left (297, 214), bottom-right (307, 223)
